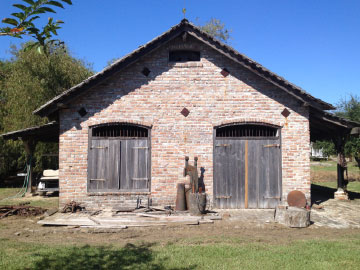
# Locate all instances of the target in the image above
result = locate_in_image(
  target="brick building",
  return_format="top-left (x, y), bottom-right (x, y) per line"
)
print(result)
top-left (4, 20), bottom-right (358, 210)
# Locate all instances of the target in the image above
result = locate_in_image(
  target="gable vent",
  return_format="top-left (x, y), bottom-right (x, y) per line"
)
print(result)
top-left (169, 50), bottom-right (200, 62)
top-left (141, 67), bottom-right (151, 77)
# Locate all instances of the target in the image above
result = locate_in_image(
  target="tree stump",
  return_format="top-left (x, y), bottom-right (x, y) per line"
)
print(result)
top-left (188, 193), bottom-right (207, 216)
top-left (285, 207), bottom-right (310, 228)
top-left (275, 206), bottom-right (310, 228)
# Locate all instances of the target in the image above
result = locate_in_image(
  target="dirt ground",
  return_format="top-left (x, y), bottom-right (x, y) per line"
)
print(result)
top-left (1, 214), bottom-right (360, 248)
top-left (311, 170), bottom-right (360, 182)
top-left (1, 163), bottom-right (359, 248)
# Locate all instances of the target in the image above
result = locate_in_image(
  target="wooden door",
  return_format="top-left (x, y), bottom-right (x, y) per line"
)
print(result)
top-left (247, 139), bottom-right (281, 208)
top-left (88, 124), bottom-right (150, 192)
top-left (120, 139), bottom-right (149, 191)
top-left (214, 140), bottom-right (245, 208)
top-left (88, 139), bottom-right (109, 190)
top-left (214, 137), bottom-right (281, 209)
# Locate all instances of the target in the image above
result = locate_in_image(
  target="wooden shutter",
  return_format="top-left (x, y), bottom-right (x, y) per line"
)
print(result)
top-left (88, 139), bottom-right (109, 191)
top-left (108, 140), bottom-right (121, 189)
top-left (214, 140), bottom-right (245, 209)
top-left (120, 139), bottom-right (149, 190)
top-left (258, 138), bottom-right (281, 208)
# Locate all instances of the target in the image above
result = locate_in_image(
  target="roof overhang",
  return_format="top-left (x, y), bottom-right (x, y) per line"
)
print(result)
top-left (1, 122), bottom-right (59, 143)
top-left (309, 108), bottom-right (360, 141)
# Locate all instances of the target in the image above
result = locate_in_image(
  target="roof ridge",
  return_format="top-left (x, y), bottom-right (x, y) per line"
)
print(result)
top-left (33, 19), bottom-right (335, 117)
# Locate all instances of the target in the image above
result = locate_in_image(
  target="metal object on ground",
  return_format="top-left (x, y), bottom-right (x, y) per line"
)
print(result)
top-left (175, 183), bottom-right (186, 211)
top-left (185, 187), bottom-right (191, 210)
top-left (0, 205), bottom-right (46, 219)
top-left (184, 156), bottom-right (199, 193)
top-left (62, 201), bottom-right (84, 213)
top-left (287, 190), bottom-right (306, 208)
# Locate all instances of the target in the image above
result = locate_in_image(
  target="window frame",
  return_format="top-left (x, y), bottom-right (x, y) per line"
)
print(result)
top-left (87, 123), bottom-right (151, 193)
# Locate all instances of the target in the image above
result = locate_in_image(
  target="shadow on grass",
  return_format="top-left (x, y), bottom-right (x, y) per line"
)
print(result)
top-left (311, 184), bottom-right (360, 205)
top-left (27, 243), bottom-right (194, 270)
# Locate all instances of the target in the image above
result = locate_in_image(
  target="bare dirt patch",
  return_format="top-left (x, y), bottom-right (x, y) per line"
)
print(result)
top-left (1, 215), bottom-right (360, 248)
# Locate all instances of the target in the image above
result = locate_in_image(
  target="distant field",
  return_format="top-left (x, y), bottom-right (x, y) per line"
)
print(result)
top-left (313, 181), bottom-right (360, 193)
top-left (311, 160), bottom-right (360, 183)
top-left (311, 160), bottom-right (359, 172)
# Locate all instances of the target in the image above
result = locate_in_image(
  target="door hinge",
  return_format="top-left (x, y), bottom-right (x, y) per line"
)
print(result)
top-left (263, 196), bottom-right (281, 199)
top-left (215, 195), bottom-right (231, 199)
top-left (215, 144), bottom-right (231, 147)
top-left (263, 144), bottom-right (280, 148)
top-left (132, 147), bottom-right (149, 149)
top-left (132, 178), bottom-right (149, 181)
top-left (90, 178), bottom-right (106, 181)
top-left (90, 146), bottom-right (108, 149)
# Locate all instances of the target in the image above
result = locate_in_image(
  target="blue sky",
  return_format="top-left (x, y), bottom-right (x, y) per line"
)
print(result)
top-left (0, 0), bottom-right (359, 107)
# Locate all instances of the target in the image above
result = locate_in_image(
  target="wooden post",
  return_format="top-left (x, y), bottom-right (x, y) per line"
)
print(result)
top-left (333, 135), bottom-right (349, 200)
top-left (23, 139), bottom-right (37, 194)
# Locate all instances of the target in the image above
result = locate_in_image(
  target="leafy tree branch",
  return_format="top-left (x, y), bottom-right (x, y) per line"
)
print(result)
top-left (0, 0), bottom-right (72, 55)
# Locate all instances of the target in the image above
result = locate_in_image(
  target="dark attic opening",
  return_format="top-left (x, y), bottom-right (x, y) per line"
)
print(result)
top-left (169, 50), bottom-right (200, 62)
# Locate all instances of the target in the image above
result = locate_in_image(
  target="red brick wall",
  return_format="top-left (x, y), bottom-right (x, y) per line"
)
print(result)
top-left (59, 36), bottom-right (310, 209)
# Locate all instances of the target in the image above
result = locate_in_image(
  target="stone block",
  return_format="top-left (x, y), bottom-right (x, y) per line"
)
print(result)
top-left (285, 207), bottom-right (310, 228)
top-left (334, 189), bottom-right (349, 200)
top-left (275, 206), bottom-right (310, 228)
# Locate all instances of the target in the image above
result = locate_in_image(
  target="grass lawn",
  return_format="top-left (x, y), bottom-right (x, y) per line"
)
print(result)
top-left (313, 181), bottom-right (360, 193)
top-left (311, 160), bottom-right (359, 172)
top-left (1, 236), bottom-right (360, 270)
top-left (0, 187), bottom-right (58, 209)
top-left (311, 159), bottom-right (360, 185)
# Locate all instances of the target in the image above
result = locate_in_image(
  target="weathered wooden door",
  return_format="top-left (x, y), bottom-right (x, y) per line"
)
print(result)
top-left (88, 124), bottom-right (150, 192)
top-left (214, 124), bottom-right (281, 209)
top-left (89, 139), bottom-right (109, 190)
top-left (120, 139), bottom-right (150, 190)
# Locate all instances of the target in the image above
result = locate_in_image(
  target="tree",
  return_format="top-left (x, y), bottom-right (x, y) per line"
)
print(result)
top-left (0, 43), bottom-right (93, 181)
top-left (335, 94), bottom-right (360, 122)
top-left (312, 140), bottom-right (335, 158)
top-left (197, 18), bottom-right (231, 43)
top-left (0, 0), bottom-right (72, 54)
top-left (335, 94), bottom-right (360, 167)
top-left (2, 43), bottom-right (93, 131)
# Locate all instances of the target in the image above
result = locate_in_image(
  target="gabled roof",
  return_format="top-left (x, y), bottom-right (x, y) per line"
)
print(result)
top-left (34, 19), bottom-right (335, 117)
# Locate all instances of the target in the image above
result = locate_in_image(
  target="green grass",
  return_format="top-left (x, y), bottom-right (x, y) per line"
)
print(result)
top-left (0, 187), bottom-right (23, 200)
top-left (311, 160), bottom-right (360, 172)
top-left (1, 237), bottom-right (360, 270)
top-left (0, 187), bottom-right (58, 209)
top-left (312, 181), bottom-right (360, 193)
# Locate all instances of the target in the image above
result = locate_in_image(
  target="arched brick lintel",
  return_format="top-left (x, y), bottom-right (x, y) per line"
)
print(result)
top-left (213, 118), bottom-right (283, 129)
top-left (87, 119), bottom-right (153, 129)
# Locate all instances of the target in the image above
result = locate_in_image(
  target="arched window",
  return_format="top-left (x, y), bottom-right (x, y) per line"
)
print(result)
top-left (92, 123), bottom-right (148, 138)
top-left (216, 123), bottom-right (279, 138)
